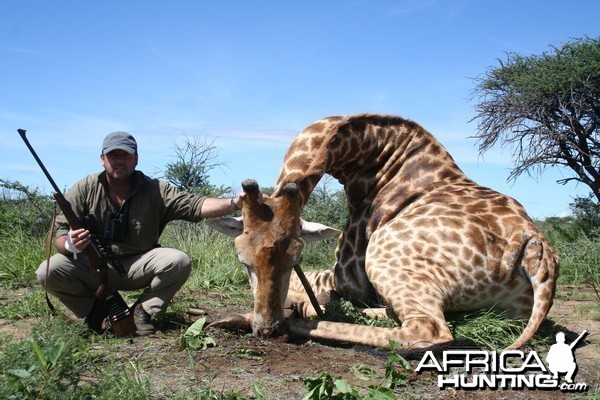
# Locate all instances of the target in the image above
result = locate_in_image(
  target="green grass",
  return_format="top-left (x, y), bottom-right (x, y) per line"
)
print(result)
top-left (573, 302), bottom-right (600, 321)
top-left (0, 316), bottom-right (153, 400)
top-left (447, 309), bottom-right (553, 349)
top-left (0, 229), bottom-right (46, 288)
top-left (323, 298), bottom-right (397, 328)
top-left (0, 287), bottom-right (48, 319)
top-left (162, 221), bottom-right (247, 291)
top-left (552, 235), bottom-right (600, 285)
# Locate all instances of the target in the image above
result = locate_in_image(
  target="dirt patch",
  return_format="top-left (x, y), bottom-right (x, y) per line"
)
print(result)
top-left (1, 285), bottom-right (599, 399)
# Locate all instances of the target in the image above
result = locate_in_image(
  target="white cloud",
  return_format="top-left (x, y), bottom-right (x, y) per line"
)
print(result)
top-left (0, 163), bottom-right (40, 175)
top-left (388, 0), bottom-right (437, 15)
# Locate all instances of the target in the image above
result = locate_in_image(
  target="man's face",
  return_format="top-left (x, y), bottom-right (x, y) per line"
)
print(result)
top-left (101, 150), bottom-right (138, 181)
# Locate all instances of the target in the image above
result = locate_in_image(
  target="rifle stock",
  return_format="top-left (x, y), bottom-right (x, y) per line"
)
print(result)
top-left (19, 129), bottom-right (136, 337)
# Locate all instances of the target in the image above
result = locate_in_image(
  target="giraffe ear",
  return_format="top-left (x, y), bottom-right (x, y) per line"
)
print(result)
top-left (300, 219), bottom-right (341, 243)
top-left (206, 216), bottom-right (243, 238)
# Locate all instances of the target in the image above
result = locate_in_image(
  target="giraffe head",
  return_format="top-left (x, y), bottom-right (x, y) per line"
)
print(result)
top-left (208, 179), bottom-right (339, 338)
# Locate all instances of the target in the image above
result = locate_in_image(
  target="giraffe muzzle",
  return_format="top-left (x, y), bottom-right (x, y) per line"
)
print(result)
top-left (253, 316), bottom-right (288, 338)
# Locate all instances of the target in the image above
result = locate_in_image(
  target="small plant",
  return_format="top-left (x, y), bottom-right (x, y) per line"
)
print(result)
top-left (301, 342), bottom-right (409, 399)
top-left (230, 347), bottom-right (265, 361)
top-left (180, 317), bottom-right (217, 350)
top-left (302, 372), bottom-right (362, 400)
top-left (189, 386), bottom-right (253, 400)
top-left (377, 341), bottom-right (410, 390)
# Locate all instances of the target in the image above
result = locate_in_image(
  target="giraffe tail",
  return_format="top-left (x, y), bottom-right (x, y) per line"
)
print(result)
top-left (505, 233), bottom-right (559, 350)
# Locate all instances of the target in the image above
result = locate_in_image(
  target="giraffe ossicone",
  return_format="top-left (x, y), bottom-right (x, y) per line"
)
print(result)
top-left (208, 114), bottom-right (559, 350)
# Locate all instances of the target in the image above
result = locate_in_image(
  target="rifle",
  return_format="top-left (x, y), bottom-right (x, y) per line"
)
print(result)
top-left (569, 330), bottom-right (587, 350)
top-left (18, 129), bottom-right (136, 337)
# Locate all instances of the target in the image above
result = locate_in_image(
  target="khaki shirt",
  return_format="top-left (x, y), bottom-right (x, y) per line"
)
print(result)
top-left (55, 171), bottom-right (206, 257)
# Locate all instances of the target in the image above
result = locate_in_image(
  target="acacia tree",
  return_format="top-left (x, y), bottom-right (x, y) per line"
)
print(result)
top-left (163, 135), bottom-right (227, 197)
top-left (470, 37), bottom-right (600, 202)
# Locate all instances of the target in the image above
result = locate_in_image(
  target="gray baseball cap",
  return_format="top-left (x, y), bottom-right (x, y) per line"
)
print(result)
top-left (102, 131), bottom-right (137, 154)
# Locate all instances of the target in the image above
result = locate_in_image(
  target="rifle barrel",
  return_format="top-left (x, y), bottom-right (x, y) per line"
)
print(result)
top-left (569, 330), bottom-right (587, 349)
top-left (17, 129), bottom-right (62, 194)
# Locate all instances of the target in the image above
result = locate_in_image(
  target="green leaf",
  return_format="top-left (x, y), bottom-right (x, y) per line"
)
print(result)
top-left (180, 317), bottom-right (217, 350)
top-left (183, 316), bottom-right (207, 337)
top-left (252, 383), bottom-right (266, 400)
top-left (7, 368), bottom-right (33, 379)
top-left (47, 341), bottom-right (66, 366)
top-left (363, 387), bottom-right (396, 400)
top-left (29, 339), bottom-right (47, 370)
top-left (333, 378), bottom-right (358, 396)
top-left (352, 364), bottom-right (378, 381)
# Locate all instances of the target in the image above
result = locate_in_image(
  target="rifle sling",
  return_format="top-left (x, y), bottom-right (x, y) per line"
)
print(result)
top-left (44, 204), bottom-right (57, 315)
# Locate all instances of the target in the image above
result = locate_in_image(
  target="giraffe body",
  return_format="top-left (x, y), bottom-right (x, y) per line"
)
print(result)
top-left (209, 114), bottom-right (558, 350)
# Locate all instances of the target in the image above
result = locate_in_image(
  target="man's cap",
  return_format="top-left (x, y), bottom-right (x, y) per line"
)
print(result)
top-left (102, 131), bottom-right (137, 154)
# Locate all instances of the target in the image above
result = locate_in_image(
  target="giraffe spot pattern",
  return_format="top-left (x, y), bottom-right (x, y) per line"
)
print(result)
top-left (233, 114), bottom-right (559, 350)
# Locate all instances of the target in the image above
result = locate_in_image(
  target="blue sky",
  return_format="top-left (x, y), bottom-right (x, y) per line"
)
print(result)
top-left (1, 1), bottom-right (598, 219)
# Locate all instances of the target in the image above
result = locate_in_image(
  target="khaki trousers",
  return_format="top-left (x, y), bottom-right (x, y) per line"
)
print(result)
top-left (36, 247), bottom-right (192, 318)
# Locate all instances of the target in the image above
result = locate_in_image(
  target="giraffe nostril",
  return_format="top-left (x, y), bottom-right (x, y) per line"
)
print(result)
top-left (253, 319), bottom-right (286, 338)
top-left (252, 320), bottom-right (287, 339)
top-left (272, 320), bottom-right (287, 336)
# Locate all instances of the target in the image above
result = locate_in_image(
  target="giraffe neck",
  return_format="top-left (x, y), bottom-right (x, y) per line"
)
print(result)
top-left (273, 116), bottom-right (342, 206)
top-left (274, 114), bottom-right (465, 214)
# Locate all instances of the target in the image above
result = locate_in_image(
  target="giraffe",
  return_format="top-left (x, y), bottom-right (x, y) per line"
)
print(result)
top-left (209, 114), bottom-right (559, 350)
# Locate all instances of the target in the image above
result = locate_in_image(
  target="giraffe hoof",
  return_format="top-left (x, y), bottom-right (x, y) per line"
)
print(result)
top-left (206, 314), bottom-right (253, 333)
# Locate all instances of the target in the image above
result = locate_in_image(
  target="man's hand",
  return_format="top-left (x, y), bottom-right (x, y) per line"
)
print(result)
top-left (62, 228), bottom-right (92, 255)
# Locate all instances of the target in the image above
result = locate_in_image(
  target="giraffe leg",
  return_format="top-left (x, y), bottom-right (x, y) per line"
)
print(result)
top-left (365, 231), bottom-right (455, 347)
top-left (291, 266), bottom-right (456, 348)
top-left (206, 312), bottom-right (253, 333)
top-left (285, 315), bottom-right (451, 350)
top-left (386, 293), bottom-right (455, 348)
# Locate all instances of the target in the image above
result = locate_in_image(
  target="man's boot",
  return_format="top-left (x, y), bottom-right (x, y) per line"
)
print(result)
top-left (84, 298), bottom-right (107, 334)
top-left (133, 302), bottom-right (156, 336)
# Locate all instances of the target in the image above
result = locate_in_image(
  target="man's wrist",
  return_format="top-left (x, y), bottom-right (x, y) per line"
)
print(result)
top-left (230, 196), bottom-right (240, 211)
top-left (65, 231), bottom-right (83, 254)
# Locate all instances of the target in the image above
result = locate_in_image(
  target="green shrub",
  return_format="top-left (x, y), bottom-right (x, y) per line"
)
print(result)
top-left (540, 219), bottom-right (600, 286)
top-left (301, 178), bottom-right (349, 230)
top-left (551, 234), bottom-right (600, 285)
top-left (0, 179), bottom-right (54, 238)
top-left (0, 228), bottom-right (47, 289)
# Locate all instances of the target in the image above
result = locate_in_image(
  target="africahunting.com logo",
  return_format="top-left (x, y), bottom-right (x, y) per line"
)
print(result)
top-left (415, 330), bottom-right (589, 392)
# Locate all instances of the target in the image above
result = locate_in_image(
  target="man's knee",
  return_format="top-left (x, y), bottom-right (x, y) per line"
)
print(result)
top-left (35, 254), bottom-right (65, 286)
top-left (157, 249), bottom-right (192, 278)
top-left (36, 260), bottom-right (49, 286)
top-left (173, 251), bottom-right (192, 278)
top-left (36, 254), bottom-right (83, 289)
